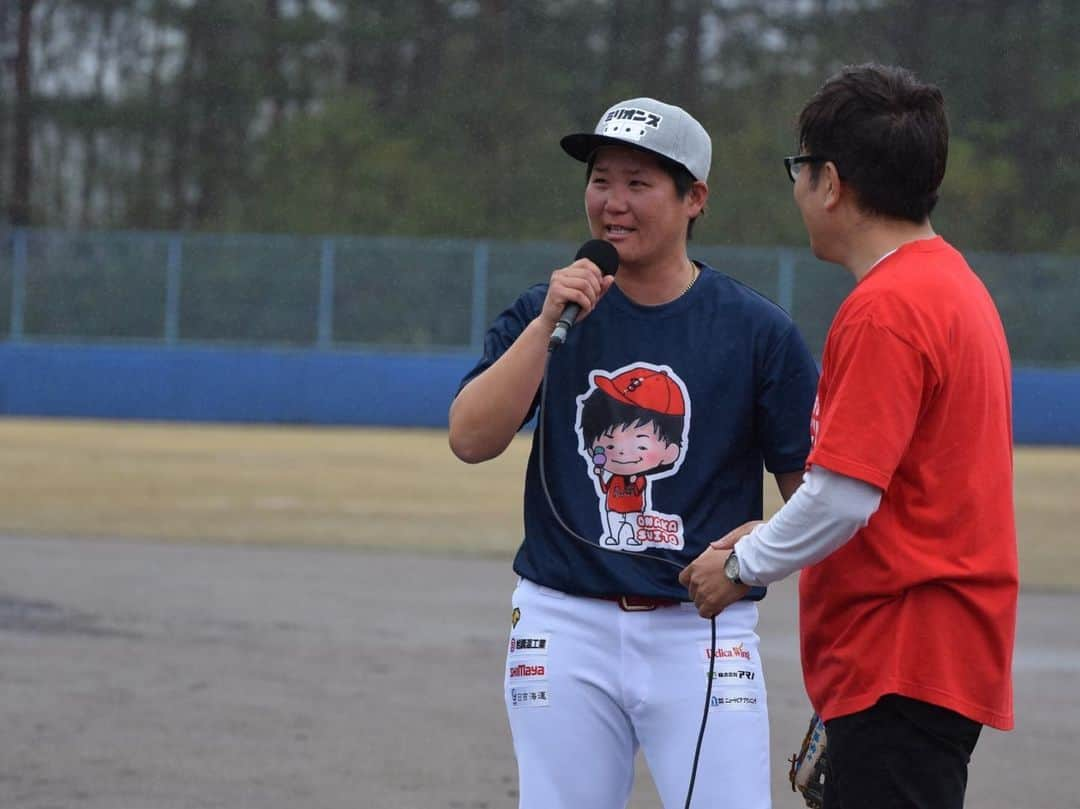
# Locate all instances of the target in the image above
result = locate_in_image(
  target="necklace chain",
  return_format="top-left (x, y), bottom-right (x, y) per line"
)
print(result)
top-left (681, 262), bottom-right (699, 297)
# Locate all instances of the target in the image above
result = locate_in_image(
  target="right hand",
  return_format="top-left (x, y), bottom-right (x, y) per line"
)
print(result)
top-left (709, 520), bottom-right (763, 551)
top-left (538, 258), bottom-right (617, 332)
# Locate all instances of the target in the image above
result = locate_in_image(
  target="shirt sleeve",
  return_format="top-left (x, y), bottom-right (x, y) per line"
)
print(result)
top-left (755, 322), bottom-right (819, 473)
top-left (808, 318), bottom-right (938, 490)
top-left (736, 465), bottom-right (882, 586)
top-left (455, 284), bottom-right (546, 425)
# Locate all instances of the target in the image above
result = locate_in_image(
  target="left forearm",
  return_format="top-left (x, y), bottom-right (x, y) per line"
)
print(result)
top-left (737, 466), bottom-right (882, 586)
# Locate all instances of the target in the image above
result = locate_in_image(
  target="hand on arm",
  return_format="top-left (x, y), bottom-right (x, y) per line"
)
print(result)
top-left (681, 468), bottom-right (881, 616)
top-left (709, 520), bottom-right (763, 550)
top-left (678, 547), bottom-right (750, 619)
top-left (714, 466), bottom-right (882, 588)
top-left (703, 473), bottom-right (800, 551)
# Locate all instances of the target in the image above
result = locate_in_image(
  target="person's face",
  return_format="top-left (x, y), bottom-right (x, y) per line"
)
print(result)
top-left (791, 151), bottom-right (841, 263)
top-left (585, 146), bottom-right (704, 269)
top-left (597, 421), bottom-right (680, 476)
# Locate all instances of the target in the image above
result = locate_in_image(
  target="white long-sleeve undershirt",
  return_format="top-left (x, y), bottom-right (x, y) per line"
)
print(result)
top-left (735, 465), bottom-right (883, 587)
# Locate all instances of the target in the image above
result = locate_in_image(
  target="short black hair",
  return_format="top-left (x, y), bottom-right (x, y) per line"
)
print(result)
top-left (585, 148), bottom-right (703, 239)
top-left (579, 389), bottom-right (684, 476)
top-left (798, 63), bottom-right (948, 224)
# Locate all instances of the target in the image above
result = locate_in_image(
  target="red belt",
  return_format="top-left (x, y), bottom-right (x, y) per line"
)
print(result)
top-left (600, 594), bottom-right (682, 612)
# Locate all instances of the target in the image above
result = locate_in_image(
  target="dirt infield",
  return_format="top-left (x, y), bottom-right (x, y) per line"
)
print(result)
top-left (0, 536), bottom-right (1076, 809)
top-left (0, 417), bottom-right (1077, 808)
top-left (0, 417), bottom-right (1076, 590)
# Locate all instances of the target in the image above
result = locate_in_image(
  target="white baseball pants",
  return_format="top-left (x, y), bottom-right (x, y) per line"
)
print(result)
top-left (504, 578), bottom-right (771, 809)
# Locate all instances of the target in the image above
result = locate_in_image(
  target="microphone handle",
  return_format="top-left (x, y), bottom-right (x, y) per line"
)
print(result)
top-left (548, 303), bottom-right (582, 349)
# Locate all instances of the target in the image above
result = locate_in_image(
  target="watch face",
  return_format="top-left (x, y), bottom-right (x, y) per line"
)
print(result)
top-left (725, 553), bottom-right (740, 582)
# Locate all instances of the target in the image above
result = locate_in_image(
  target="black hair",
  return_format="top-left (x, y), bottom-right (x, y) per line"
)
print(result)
top-left (798, 63), bottom-right (948, 223)
top-left (579, 389), bottom-right (684, 476)
top-left (585, 148), bottom-right (703, 239)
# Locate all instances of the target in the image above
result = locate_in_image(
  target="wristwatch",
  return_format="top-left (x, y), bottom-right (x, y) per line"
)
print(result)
top-left (724, 551), bottom-right (743, 585)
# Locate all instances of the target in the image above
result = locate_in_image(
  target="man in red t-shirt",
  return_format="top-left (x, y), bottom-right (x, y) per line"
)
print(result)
top-left (680, 63), bottom-right (1017, 809)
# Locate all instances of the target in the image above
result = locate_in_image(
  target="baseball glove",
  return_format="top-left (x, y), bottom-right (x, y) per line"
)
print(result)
top-left (788, 712), bottom-right (827, 808)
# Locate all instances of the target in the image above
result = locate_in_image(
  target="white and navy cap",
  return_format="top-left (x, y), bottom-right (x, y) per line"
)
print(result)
top-left (560, 97), bottom-right (712, 182)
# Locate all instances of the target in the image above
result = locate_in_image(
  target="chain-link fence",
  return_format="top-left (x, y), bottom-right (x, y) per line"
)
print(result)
top-left (2, 228), bottom-right (1077, 365)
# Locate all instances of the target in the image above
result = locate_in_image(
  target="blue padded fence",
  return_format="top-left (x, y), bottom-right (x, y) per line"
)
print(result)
top-left (0, 343), bottom-right (1076, 444)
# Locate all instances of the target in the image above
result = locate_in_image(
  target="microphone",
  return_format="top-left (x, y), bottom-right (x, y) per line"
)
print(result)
top-left (548, 239), bottom-right (620, 350)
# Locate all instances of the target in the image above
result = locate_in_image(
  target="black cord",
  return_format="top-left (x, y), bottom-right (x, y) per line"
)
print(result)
top-left (537, 346), bottom-right (716, 809)
top-left (685, 615), bottom-right (717, 809)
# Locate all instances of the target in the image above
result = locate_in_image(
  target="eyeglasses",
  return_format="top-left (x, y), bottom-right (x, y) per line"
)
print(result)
top-left (784, 155), bottom-right (828, 183)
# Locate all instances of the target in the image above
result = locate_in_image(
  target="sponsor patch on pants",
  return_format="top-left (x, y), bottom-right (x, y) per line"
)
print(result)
top-left (507, 661), bottom-right (547, 680)
top-left (700, 640), bottom-right (754, 664)
top-left (508, 633), bottom-right (550, 657)
top-left (509, 683), bottom-right (550, 708)
top-left (708, 688), bottom-right (761, 711)
top-left (705, 665), bottom-right (757, 683)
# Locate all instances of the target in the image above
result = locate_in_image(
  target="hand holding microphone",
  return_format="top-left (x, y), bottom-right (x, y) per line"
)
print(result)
top-left (547, 239), bottom-right (620, 350)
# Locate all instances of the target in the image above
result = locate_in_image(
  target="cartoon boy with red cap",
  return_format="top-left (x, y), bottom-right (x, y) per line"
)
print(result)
top-left (576, 363), bottom-right (690, 550)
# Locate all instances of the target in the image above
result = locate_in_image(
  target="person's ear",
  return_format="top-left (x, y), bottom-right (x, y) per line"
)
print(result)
top-left (821, 162), bottom-right (843, 211)
top-left (686, 181), bottom-right (708, 218)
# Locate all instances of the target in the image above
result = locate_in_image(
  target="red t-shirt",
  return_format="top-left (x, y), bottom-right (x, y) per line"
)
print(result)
top-left (801, 236), bottom-right (1017, 730)
top-left (602, 474), bottom-right (647, 513)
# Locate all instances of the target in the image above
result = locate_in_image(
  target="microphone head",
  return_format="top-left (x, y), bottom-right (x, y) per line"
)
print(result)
top-left (574, 239), bottom-right (619, 276)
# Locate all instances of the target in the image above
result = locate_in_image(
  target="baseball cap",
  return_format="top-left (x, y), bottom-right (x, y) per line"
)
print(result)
top-left (560, 97), bottom-right (712, 182)
top-left (594, 368), bottom-right (685, 416)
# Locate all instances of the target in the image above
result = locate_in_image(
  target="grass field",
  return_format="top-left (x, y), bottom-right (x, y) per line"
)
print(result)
top-left (0, 417), bottom-right (1075, 591)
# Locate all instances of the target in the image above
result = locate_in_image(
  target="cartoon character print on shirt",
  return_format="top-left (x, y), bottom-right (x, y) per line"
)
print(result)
top-left (575, 363), bottom-right (691, 551)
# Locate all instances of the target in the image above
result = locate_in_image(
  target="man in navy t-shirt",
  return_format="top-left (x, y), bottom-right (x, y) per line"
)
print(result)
top-left (450, 96), bottom-right (818, 809)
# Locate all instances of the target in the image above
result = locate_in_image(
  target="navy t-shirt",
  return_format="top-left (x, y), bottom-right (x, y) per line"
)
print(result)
top-left (458, 262), bottom-right (818, 601)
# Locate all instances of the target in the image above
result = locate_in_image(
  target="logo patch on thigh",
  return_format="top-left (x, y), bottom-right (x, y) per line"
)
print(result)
top-left (708, 688), bottom-right (761, 711)
top-left (509, 683), bottom-right (550, 708)
top-left (509, 634), bottom-right (550, 656)
top-left (701, 641), bottom-right (754, 664)
top-left (706, 663), bottom-right (757, 683)
top-left (508, 662), bottom-right (547, 680)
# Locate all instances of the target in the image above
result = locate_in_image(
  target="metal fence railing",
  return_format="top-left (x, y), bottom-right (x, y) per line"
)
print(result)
top-left (2, 228), bottom-right (1077, 365)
